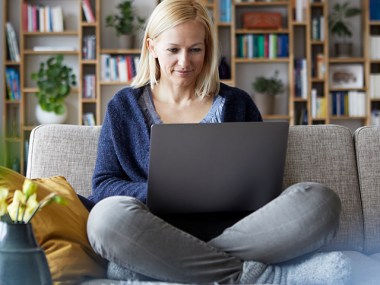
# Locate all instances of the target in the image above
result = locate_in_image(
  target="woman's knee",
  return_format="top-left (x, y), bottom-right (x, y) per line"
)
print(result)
top-left (284, 182), bottom-right (342, 235)
top-left (87, 196), bottom-right (147, 255)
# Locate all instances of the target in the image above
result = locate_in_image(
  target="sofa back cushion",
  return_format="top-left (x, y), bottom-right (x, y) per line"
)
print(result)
top-left (283, 125), bottom-right (363, 252)
top-left (27, 124), bottom-right (101, 198)
top-left (354, 126), bottom-right (380, 254)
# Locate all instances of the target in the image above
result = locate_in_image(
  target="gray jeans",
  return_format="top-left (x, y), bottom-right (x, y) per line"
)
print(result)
top-left (87, 182), bottom-right (341, 284)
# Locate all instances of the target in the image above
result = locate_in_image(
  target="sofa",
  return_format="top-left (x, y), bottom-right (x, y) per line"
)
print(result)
top-left (25, 123), bottom-right (380, 284)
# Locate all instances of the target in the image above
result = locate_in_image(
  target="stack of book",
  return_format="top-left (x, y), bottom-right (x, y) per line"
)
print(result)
top-left (101, 55), bottom-right (139, 82)
top-left (22, 3), bottom-right (64, 32)
top-left (236, 34), bottom-right (289, 59)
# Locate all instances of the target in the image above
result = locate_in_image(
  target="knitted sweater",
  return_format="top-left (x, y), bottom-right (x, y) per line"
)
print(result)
top-left (89, 83), bottom-right (262, 204)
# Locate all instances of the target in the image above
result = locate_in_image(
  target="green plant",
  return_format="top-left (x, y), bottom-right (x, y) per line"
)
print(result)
top-left (106, 0), bottom-right (145, 36)
top-left (31, 54), bottom-right (76, 115)
top-left (328, 2), bottom-right (361, 42)
top-left (252, 70), bottom-right (285, 96)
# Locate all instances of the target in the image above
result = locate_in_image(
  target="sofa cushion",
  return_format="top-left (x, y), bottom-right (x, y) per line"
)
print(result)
top-left (0, 167), bottom-right (107, 284)
top-left (354, 126), bottom-right (380, 254)
top-left (27, 124), bottom-right (101, 198)
top-left (283, 125), bottom-right (363, 252)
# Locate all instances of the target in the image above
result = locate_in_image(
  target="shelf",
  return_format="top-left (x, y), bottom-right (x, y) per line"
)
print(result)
top-left (100, 49), bottom-right (141, 55)
top-left (4, 100), bottom-right (21, 104)
top-left (82, 99), bottom-right (97, 103)
top-left (23, 31), bottom-right (79, 36)
top-left (4, 60), bottom-right (20, 66)
top-left (330, 87), bottom-right (367, 92)
top-left (81, 22), bottom-right (97, 27)
top-left (235, 58), bottom-right (290, 63)
top-left (236, 29), bottom-right (290, 34)
top-left (23, 87), bottom-right (79, 93)
top-left (81, 59), bottom-right (98, 64)
top-left (100, 81), bottom-right (133, 86)
top-left (292, 21), bottom-right (307, 26)
top-left (262, 114), bottom-right (290, 120)
top-left (4, 137), bottom-right (22, 143)
top-left (330, 116), bottom-right (367, 121)
top-left (235, 2), bottom-right (289, 7)
top-left (23, 126), bottom-right (37, 131)
top-left (329, 57), bottom-right (365, 63)
top-left (24, 50), bottom-right (80, 55)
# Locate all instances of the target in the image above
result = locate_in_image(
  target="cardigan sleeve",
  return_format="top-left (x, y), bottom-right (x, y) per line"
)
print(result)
top-left (89, 89), bottom-right (149, 204)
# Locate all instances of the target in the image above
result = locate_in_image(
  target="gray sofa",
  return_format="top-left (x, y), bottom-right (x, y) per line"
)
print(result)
top-left (26, 123), bottom-right (380, 284)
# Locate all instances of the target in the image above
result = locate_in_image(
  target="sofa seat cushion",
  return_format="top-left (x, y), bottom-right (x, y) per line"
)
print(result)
top-left (342, 251), bottom-right (380, 284)
top-left (284, 125), bottom-right (363, 252)
top-left (0, 167), bottom-right (107, 285)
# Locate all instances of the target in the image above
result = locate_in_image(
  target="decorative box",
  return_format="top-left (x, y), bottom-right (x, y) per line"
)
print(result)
top-left (243, 12), bottom-right (282, 30)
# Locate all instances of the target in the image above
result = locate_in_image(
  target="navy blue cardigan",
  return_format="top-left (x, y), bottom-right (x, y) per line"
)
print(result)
top-left (89, 83), bottom-right (262, 204)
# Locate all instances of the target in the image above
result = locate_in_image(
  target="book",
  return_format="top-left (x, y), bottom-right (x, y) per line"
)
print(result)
top-left (5, 68), bottom-right (20, 101)
top-left (82, 113), bottom-right (96, 126)
top-left (5, 22), bottom-right (20, 62)
top-left (82, 0), bottom-right (95, 23)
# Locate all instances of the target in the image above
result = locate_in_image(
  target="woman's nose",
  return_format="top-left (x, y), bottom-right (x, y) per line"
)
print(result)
top-left (178, 51), bottom-right (190, 68)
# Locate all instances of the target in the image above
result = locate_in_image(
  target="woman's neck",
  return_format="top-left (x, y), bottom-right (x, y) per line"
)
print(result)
top-left (153, 81), bottom-right (196, 107)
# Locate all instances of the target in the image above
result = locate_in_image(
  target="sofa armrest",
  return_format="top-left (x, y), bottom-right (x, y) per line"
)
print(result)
top-left (27, 124), bottom-right (101, 198)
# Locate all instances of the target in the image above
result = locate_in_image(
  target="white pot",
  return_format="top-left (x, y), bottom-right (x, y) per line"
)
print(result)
top-left (36, 104), bottom-right (68, 124)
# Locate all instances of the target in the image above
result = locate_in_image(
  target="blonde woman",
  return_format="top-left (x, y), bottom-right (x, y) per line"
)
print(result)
top-left (87, 1), bottom-right (350, 284)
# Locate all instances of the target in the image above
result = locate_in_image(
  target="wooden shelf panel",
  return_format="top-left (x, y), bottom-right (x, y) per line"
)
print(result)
top-left (236, 29), bottom-right (290, 34)
top-left (330, 116), bottom-right (367, 120)
top-left (23, 87), bottom-right (79, 93)
top-left (23, 50), bottom-right (80, 55)
top-left (23, 31), bottom-right (79, 36)
top-left (329, 57), bottom-right (365, 63)
top-left (100, 49), bottom-right (141, 55)
top-left (235, 58), bottom-right (290, 63)
top-left (100, 81), bottom-right (133, 86)
top-left (235, 2), bottom-right (289, 7)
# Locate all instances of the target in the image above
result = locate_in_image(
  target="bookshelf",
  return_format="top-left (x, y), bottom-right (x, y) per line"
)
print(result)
top-left (366, 0), bottom-right (380, 125)
top-left (0, 0), bottom-right (374, 173)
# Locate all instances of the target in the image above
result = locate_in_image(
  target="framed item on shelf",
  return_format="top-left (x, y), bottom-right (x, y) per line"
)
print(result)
top-left (329, 64), bottom-right (364, 89)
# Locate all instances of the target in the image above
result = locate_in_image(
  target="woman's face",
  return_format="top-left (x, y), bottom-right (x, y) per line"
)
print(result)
top-left (148, 20), bottom-right (206, 89)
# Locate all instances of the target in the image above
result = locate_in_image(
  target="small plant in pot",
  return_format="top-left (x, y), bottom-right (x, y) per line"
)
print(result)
top-left (106, 0), bottom-right (145, 49)
top-left (328, 2), bottom-right (361, 58)
top-left (31, 54), bottom-right (76, 124)
top-left (252, 70), bottom-right (285, 115)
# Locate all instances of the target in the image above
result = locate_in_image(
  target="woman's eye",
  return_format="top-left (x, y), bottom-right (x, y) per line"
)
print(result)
top-left (168, 48), bottom-right (178, 53)
top-left (190, 48), bottom-right (202, 53)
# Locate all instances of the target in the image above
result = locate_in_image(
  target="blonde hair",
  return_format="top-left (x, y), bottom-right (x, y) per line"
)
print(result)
top-left (131, 0), bottom-right (220, 98)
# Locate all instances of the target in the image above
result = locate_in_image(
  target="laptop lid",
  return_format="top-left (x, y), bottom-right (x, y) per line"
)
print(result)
top-left (147, 122), bottom-right (289, 215)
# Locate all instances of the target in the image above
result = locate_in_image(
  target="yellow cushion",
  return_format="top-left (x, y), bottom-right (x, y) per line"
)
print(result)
top-left (0, 166), bottom-right (107, 285)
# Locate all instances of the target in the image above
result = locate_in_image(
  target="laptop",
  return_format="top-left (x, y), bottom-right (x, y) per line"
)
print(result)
top-left (147, 121), bottom-right (289, 241)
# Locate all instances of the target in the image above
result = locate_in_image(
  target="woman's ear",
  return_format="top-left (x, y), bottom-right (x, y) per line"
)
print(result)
top-left (147, 38), bottom-right (158, 58)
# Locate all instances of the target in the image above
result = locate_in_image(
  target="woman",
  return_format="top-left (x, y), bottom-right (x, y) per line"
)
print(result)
top-left (87, 1), bottom-right (350, 284)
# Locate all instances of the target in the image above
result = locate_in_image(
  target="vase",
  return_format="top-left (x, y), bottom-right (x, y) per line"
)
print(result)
top-left (252, 93), bottom-right (275, 115)
top-left (118, 34), bottom-right (135, 49)
top-left (334, 43), bottom-right (353, 58)
top-left (36, 104), bottom-right (68, 124)
top-left (0, 222), bottom-right (52, 285)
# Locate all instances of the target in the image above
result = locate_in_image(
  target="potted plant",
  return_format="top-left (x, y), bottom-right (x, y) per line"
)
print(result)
top-left (31, 54), bottom-right (76, 124)
top-left (252, 70), bottom-right (285, 115)
top-left (328, 2), bottom-right (361, 57)
top-left (106, 0), bottom-right (145, 49)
